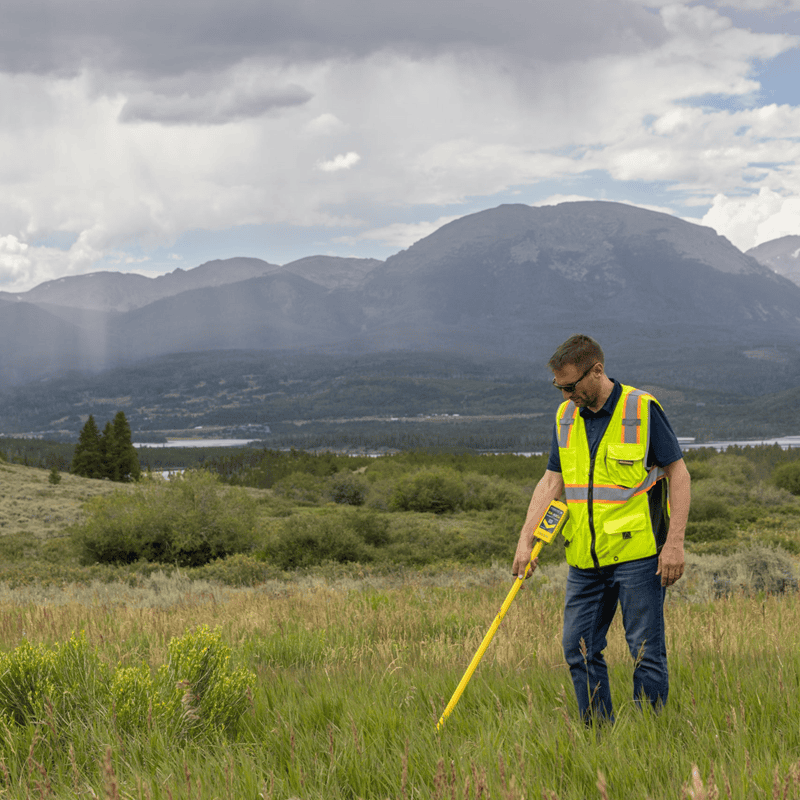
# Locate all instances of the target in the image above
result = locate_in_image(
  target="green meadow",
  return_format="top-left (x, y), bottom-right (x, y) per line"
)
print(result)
top-left (0, 572), bottom-right (798, 799)
top-left (0, 446), bottom-right (798, 798)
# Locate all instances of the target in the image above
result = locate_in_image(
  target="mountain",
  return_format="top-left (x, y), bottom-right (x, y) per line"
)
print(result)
top-left (0, 257), bottom-right (284, 312)
top-left (747, 236), bottom-right (800, 287)
top-left (3, 201), bottom-right (800, 402)
top-left (0, 255), bottom-right (382, 313)
top-left (0, 299), bottom-right (104, 386)
top-left (111, 271), bottom-right (364, 361)
top-left (354, 202), bottom-right (800, 366)
top-left (282, 256), bottom-right (383, 289)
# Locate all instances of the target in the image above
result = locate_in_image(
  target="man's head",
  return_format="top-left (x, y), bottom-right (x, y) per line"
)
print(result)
top-left (548, 334), bottom-right (611, 411)
top-left (548, 334), bottom-right (604, 374)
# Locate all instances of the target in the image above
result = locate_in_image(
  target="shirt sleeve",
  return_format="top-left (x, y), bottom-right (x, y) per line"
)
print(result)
top-left (648, 401), bottom-right (683, 468)
top-left (546, 424), bottom-right (561, 472)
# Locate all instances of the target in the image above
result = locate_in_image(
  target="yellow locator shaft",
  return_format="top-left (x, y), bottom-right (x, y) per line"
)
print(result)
top-left (436, 499), bottom-right (568, 730)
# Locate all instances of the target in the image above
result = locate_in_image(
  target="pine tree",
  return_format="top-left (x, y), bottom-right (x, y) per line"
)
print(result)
top-left (70, 415), bottom-right (105, 478)
top-left (106, 411), bottom-right (141, 482)
top-left (98, 420), bottom-right (115, 480)
top-left (73, 412), bottom-right (141, 482)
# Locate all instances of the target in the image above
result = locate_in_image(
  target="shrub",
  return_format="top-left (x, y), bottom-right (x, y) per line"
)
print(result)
top-left (688, 544), bottom-right (799, 598)
top-left (376, 516), bottom-right (442, 566)
top-left (329, 473), bottom-right (367, 506)
top-left (461, 473), bottom-right (525, 512)
top-left (0, 632), bottom-right (108, 728)
top-left (685, 519), bottom-right (733, 543)
top-left (773, 461), bottom-right (800, 495)
top-left (259, 513), bottom-right (376, 569)
top-left (110, 626), bottom-right (256, 738)
top-left (193, 553), bottom-right (283, 586)
top-left (689, 495), bottom-right (732, 523)
top-left (110, 663), bottom-right (153, 735)
top-left (738, 544), bottom-right (798, 593)
top-left (71, 470), bottom-right (259, 567)
top-left (272, 471), bottom-right (327, 504)
top-left (341, 507), bottom-right (390, 546)
top-left (686, 460), bottom-right (713, 480)
top-left (389, 468), bottom-right (466, 513)
top-left (156, 625), bottom-right (256, 738)
top-left (712, 454), bottom-right (755, 484)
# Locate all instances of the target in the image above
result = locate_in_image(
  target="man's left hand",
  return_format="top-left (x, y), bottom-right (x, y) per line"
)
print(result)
top-left (657, 542), bottom-right (684, 587)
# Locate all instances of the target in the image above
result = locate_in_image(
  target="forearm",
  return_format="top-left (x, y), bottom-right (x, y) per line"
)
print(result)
top-left (515, 470), bottom-right (564, 554)
top-left (664, 461), bottom-right (691, 547)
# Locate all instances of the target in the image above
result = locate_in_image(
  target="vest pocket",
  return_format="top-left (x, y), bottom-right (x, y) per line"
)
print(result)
top-left (598, 505), bottom-right (656, 563)
top-left (604, 442), bottom-right (646, 488)
top-left (602, 510), bottom-right (647, 537)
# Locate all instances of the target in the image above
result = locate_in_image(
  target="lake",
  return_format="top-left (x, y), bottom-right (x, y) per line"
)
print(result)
top-left (681, 435), bottom-right (800, 452)
top-left (133, 439), bottom-right (260, 448)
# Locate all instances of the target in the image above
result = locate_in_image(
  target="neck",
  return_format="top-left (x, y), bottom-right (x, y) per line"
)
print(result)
top-left (587, 376), bottom-right (615, 413)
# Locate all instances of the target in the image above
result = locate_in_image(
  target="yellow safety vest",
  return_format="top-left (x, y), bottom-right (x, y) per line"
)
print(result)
top-left (556, 384), bottom-right (667, 569)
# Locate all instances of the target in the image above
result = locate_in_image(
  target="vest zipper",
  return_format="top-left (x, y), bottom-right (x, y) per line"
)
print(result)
top-left (588, 453), bottom-right (600, 569)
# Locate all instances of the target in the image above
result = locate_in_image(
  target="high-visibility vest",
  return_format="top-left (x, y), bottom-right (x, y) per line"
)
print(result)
top-left (556, 384), bottom-right (667, 569)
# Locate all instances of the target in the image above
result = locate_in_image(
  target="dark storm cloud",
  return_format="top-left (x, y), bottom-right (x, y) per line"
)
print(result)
top-left (118, 83), bottom-right (313, 124)
top-left (1, 0), bottom-right (667, 77)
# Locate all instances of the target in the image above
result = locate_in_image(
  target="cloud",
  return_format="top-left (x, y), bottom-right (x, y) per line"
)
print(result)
top-left (702, 189), bottom-right (800, 250)
top-left (0, 235), bottom-right (90, 292)
top-left (338, 216), bottom-right (462, 249)
top-left (714, 0), bottom-right (800, 9)
top-left (0, 0), bottom-right (666, 78)
top-left (0, 236), bottom-right (30, 285)
top-left (317, 152), bottom-right (361, 172)
top-left (304, 113), bottom-right (347, 136)
top-left (0, 0), bottom-right (799, 289)
top-left (119, 83), bottom-right (312, 125)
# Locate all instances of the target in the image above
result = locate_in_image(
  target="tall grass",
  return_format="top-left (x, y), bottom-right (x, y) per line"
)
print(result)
top-left (0, 572), bottom-right (797, 798)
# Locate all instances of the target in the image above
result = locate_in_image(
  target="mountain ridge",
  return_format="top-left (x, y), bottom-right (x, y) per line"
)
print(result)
top-left (2, 200), bottom-right (800, 401)
top-left (747, 235), bottom-right (800, 286)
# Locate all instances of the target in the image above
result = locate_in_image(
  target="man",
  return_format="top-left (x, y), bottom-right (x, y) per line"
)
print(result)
top-left (512, 334), bottom-right (690, 722)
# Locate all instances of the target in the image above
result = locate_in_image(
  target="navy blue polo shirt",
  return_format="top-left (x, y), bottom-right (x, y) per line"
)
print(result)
top-left (546, 379), bottom-right (683, 551)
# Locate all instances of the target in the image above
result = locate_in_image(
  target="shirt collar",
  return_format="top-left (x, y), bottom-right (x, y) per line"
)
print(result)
top-left (579, 379), bottom-right (621, 419)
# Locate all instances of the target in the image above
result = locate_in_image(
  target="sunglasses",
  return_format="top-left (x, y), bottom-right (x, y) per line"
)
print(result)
top-left (552, 363), bottom-right (597, 393)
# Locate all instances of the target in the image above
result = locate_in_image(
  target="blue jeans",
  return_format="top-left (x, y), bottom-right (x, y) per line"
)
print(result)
top-left (562, 555), bottom-right (668, 722)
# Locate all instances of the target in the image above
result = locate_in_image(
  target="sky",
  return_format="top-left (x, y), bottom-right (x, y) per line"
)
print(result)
top-left (1, 0), bottom-right (799, 292)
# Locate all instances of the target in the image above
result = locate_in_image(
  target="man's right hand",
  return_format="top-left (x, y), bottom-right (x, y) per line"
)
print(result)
top-left (512, 541), bottom-right (537, 579)
top-left (512, 469), bottom-right (564, 578)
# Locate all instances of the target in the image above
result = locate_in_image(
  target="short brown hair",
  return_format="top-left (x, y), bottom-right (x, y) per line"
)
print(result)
top-left (548, 334), bottom-right (604, 373)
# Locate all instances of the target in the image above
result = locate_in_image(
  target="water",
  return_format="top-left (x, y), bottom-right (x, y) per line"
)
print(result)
top-left (133, 438), bottom-right (260, 448)
top-left (681, 435), bottom-right (800, 452)
top-left (131, 436), bottom-right (800, 454)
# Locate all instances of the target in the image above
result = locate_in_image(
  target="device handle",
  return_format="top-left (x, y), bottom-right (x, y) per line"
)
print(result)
top-left (436, 539), bottom-right (544, 730)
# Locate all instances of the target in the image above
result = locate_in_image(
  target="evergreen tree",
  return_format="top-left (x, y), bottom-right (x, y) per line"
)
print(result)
top-left (106, 411), bottom-right (141, 482)
top-left (70, 415), bottom-right (105, 478)
top-left (100, 421), bottom-right (115, 480)
top-left (72, 411), bottom-right (141, 482)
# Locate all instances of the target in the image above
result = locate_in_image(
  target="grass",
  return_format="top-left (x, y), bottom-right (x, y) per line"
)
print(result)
top-left (0, 459), bottom-right (799, 797)
top-left (0, 574), bottom-right (796, 798)
top-left (0, 462), bottom-right (127, 540)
